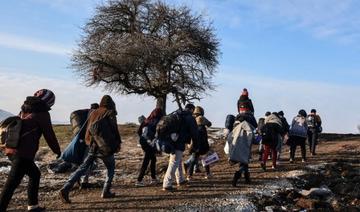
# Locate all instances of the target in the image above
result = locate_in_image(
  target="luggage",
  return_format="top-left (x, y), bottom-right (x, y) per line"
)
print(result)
top-left (201, 152), bottom-right (219, 166)
top-left (0, 116), bottom-right (22, 148)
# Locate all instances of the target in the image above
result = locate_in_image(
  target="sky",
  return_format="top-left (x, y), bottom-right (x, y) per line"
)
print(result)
top-left (0, 0), bottom-right (360, 133)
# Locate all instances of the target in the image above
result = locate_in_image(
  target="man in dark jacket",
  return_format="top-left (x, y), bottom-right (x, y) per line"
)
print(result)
top-left (0, 89), bottom-right (61, 212)
top-left (307, 109), bottom-right (322, 156)
top-left (162, 104), bottom-right (200, 191)
top-left (59, 95), bottom-right (121, 203)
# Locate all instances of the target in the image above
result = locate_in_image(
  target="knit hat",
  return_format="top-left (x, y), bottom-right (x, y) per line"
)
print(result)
top-left (241, 88), bottom-right (248, 96)
top-left (33, 89), bottom-right (55, 108)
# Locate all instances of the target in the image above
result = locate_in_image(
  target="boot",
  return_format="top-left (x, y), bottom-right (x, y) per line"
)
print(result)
top-left (101, 183), bottom-right (115, 198)
top-left (232, 171), bottom-right (241, 187)
top-left (59, 188), bottom-right (71, 204)
top-left (244, 172), bottom-right (251, 184)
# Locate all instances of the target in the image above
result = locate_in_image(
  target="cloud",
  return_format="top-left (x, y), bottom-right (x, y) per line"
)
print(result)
top-left (179, 0), bottom-right (360, 45)
top-left (1, 69), bottom-right (359, 133)
top-left (0, 32), bottom-right (71, 55)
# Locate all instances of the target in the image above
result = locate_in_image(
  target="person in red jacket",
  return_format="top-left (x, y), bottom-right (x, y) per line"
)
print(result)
top-left (237, 88), bottom-right (254, 114)
top-left (0, 89), bottom-right (61, 212)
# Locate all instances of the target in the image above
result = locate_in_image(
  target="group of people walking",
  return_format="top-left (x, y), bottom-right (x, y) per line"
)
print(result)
top-left (0, 88), bottom-right (322, 211)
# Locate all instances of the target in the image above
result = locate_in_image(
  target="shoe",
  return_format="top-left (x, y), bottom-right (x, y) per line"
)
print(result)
top-left (260, 163), bottom-right (266, 171)
top-left (162, 186), bottom-right (176, 191)
top-left (232, 171), bottom-right (241, 187)
top-left (177, 180), bottom-right (188, 186)
top-left (271, 165), bottom-right (276, 170)
top-left (59, 189), bottom-right (71, 204)
top-left (289, 158), bottom-right (294, 163)
top-left (101, 191), bottom-right (115, 198)
top-left (135, 181), bottom-right (145, 187)
top-left (186, 176), bottom-right (192, 181)
top-left (149, 178), bottom-right (160, 185)
top-left (204, 173), bottom-right (213, 179)
top-left (28, 207), bottom-right (46, 212)
top-left (302, 159), bottom-right (306, 163)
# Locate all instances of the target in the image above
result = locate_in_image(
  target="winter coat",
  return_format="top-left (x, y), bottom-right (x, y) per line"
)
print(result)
top-left (175, 109), bottom-right (200, 152)
top-left (85, 96), bottom-right (121, 154)
top-left (16, 96), bottom-right (61, 160)
top-left (226, 120), bottom-right (255, 164)
top-left (279, 116), bottom-right (290, 134)
top-left (237, 95), bottom-right (254, 114)
top-left (261, 114), bottom-right (284, 147)
top-left (137, 108), bottom-right (163, 150)
top-left (191, 115), bottom-right (211, 155)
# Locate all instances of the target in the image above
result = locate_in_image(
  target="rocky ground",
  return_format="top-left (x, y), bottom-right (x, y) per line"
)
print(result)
top-left (0, 125), bottom-right (359, 212)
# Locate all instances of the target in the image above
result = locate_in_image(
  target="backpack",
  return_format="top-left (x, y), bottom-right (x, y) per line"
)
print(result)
top-left (225, 114), bottom-right (235, 131)
top-left (226, 121), bottom-right (255, 164)
top-left (156, 111), bottom-right (182, 140)
top-left (306, 115), bottom-right (316, 128)
top-left (154, 111), bottom-right (183, 154)
top-left (70, 109), bottom-right (89, 135)
top-left (89, 115), bottom-right (120, 156)
top-left (141, 119), bottom-right (158, 141)
top-left (290, 116), bottom-right (307, 138)
top-left (0, 116), bottom-right (22, 148)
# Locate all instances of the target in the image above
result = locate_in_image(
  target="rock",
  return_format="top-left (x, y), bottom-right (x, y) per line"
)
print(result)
top-left (300, 186), bottom-right (333, 199)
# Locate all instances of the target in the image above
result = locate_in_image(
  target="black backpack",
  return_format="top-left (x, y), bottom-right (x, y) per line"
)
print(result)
top-left (225, 114), bottom-right (235, 131)
top-left (156, 111), bottom-right (182, 139)
top-left (89, 115), bottom-right (120, 156)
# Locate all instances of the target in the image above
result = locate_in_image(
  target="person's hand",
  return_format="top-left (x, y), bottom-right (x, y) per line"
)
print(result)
top-left (56, 153), bottom-right (61, 159)
top-left (5, 148), bottom-right (17, 156)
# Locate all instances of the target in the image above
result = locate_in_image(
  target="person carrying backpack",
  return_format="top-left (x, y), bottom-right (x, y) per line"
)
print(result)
top-left (277, 111), bottom-right (290, 163)
top-left (288, 110), bottom-right (308, 163)
top-left (162, 104), bottom-right (200, 191)
top-left (260, 112), bottom-right (284, 170)
top-left (59, 95), bottom-right (121, 203)
top-left (257, 111), bottom-right (271, 161)
top-left (237, 88), bottom-right (254, 114)
top-left (0, 89), bottom-right (61, 212)
top-left (186, 106), bottom-right (212, 180)
top-left (135, 108), bottom-right (164, 187)
top-left (306, 109), bottom-right (322, 156)
top-left (225, 115), bottom-right (255, 187)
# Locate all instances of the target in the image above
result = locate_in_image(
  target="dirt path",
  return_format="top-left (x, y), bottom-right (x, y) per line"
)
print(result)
top-left (2, 126), bottom-right (360, 211)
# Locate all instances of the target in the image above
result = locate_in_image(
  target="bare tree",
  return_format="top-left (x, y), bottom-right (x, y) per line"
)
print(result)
top-left (72, 0), bottom-right (220, 112)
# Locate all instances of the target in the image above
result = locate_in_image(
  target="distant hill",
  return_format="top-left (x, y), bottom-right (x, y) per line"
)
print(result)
top-left (0, 109), bottom-right (14, 122)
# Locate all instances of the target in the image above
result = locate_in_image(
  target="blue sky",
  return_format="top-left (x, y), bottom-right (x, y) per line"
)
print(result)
top-left (0, 0), bottom-right (360, 133)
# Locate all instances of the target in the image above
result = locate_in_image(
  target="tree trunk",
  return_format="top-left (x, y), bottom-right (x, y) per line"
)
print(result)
top-left (156, 95), bottom-right (167, 114)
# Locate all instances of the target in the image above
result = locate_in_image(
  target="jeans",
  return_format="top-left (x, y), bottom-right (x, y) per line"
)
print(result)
top-left (137, 146), bottom-right (157, 182)
top-left (0, 157), bottom-right (41, 211)
top-left (262, 145), bottom-right (277, 167)
top-left (163, 150), bottom-right (185, 188)
top-left (307, 130), bottom-right (318, 155)
top-left (188, 153), bottom-right (210, 176)
top-left (63, 153), bottom-right (115, 192)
